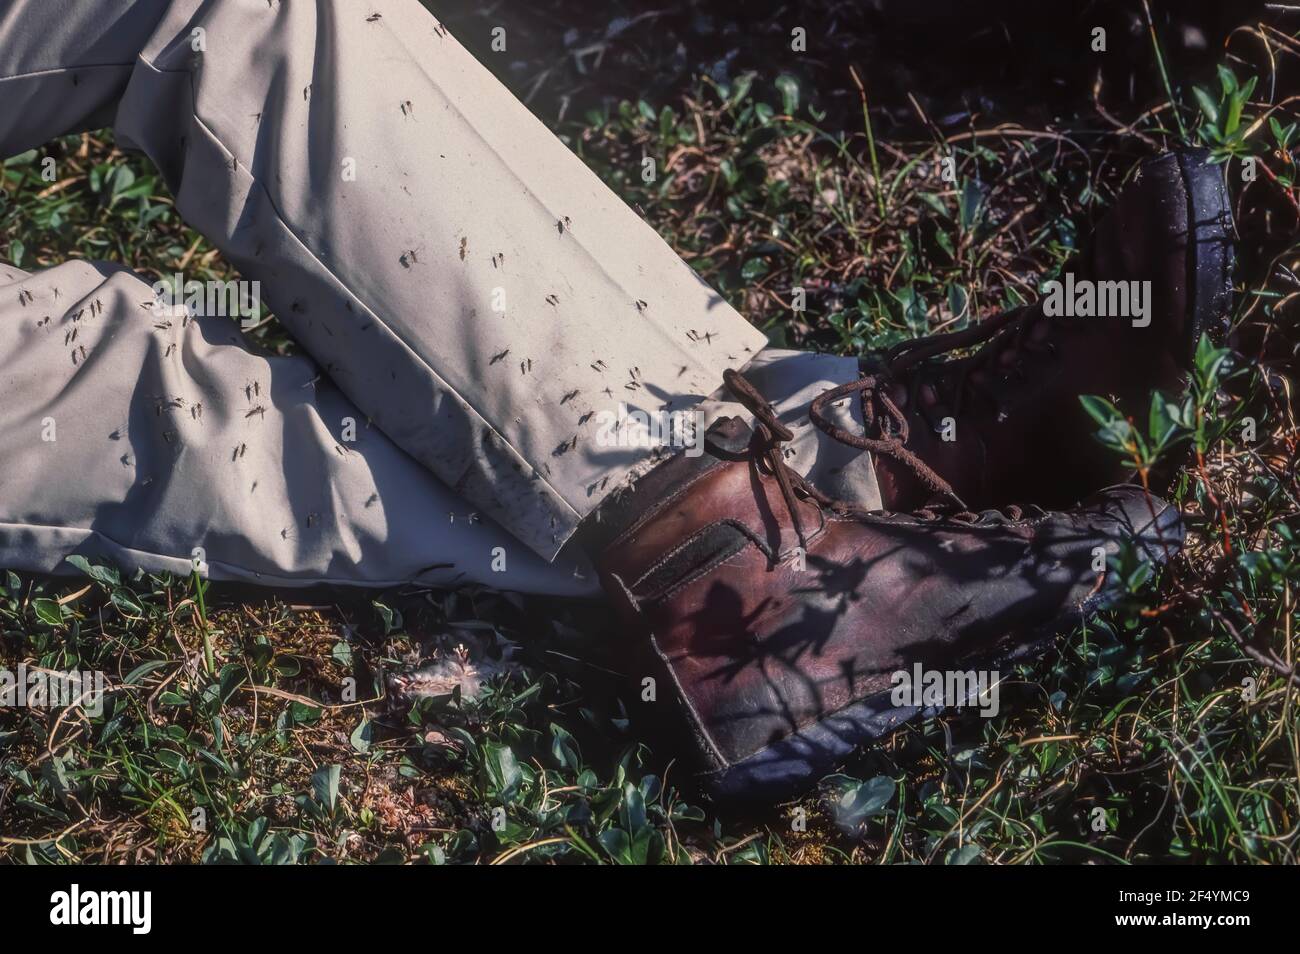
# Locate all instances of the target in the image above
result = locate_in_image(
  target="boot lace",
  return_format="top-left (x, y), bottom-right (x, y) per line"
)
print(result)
top-left (806, 304), bottom-right (1055, 505)
top-left (722, 367), bottom-right (1037, 548)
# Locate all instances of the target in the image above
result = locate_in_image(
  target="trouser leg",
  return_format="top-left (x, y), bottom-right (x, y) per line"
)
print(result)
top-left (0, 252), bottom-right (873, 593)
top-left (2, 0), bottom-right (764, 559)
top-left (0, 0), bottom-right (879, 565)
top-left (0, 250), bottom-right (873, 595)
top-left (0, 258), bottom-right (602, 595)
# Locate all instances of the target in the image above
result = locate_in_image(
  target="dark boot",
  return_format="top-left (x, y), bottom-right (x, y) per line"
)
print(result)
top-left (811, 148), bottom-right (1234, 513)
top-left (587, 372), bottom-right (1181, 800)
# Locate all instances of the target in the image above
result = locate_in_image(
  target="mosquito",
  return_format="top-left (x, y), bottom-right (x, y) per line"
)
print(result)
top-left (489, 348), bottom-right (510, 365)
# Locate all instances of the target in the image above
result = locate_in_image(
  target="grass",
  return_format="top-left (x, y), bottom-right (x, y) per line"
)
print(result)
top-left (1, 2), bottom-right (1299, 864)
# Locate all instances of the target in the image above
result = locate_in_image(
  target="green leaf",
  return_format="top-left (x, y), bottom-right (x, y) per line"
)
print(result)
top-left (829, 774), bottom-right (896, 829)
top-left (958, 179), bottom-right (985, 232)
top-left (549, 723), bottom-right (580, 771)
top-left (110, 588), bottom-right (143, 617)
top-left (1080, 394), bottom-right (1122, 428)
top-left (727, 73), bottom-right (754, 108)
top-left (775, 73), bottom-right (800, 116)
top-left (3, 149), bottom-right (38, 167)
top-left (33, 598), bottom-right (63, 627)
top-left (483, 743), bottom-right (522, 800)
top-left (1191, 86), bottom-right (1219, 126)
top-left (350, 718), bottom-right (374, 754)
top-left (1147, 391), bottom-right (1180, 448)
top-left (621, 782), bottom-right (648, 832)
top-left (741, 257), bottom-right (769, 282)
top-left (110, 165), bottom-right (136, 196)
top-left (948, 844), bottom-right (984, 864)
top-left (372, 600), bottom-right (402, 635)
top-left (310, 764), bottom-right (341, 813)
top-left (1193, 333), bottom-right (1232, 386)
top-left (124, 659), bottom-right (170, 685)
top-left (64, 554), bottom-right (120, 587)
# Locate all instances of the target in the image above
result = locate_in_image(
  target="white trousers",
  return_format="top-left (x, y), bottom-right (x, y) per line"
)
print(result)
top-left (0, 0), bottom-right (879, 595)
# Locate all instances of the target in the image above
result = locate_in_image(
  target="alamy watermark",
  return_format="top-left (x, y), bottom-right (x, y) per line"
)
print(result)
top-left (1042, 273), bottom-right (1151, 327)
top-left (890, 663), bottom-right (1000, 717)
top-left (594, 402), bottom-right (703, 457)
top-left (151, 272), bottom-right (262, 329)
top-left (50, 885), bottom-right (151, 934)
top-left (0, 665), bottom-right (105, 717)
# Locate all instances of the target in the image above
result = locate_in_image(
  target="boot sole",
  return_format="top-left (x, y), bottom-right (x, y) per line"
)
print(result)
top-left (1169, 148), bottom-right (1235, 361)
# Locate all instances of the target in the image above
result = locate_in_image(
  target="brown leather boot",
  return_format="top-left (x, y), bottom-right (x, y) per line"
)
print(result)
top-left (587, 372), bottom-right (1181, 800)
top-left (810, 148), bottom-right (1234, 513)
